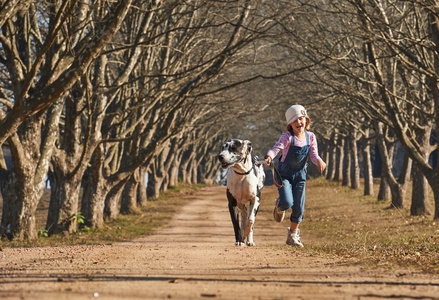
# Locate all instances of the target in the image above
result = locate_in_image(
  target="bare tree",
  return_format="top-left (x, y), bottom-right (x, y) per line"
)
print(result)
top-left (0, 1), bottom-right (132, 145)
top-left (0, 1), bottom-right (132, 239)
top-left (270, 0), bottom-right (437, 215)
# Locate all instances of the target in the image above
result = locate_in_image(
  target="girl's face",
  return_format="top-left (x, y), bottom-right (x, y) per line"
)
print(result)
top-left (290, 116), bottom-right (306, 136)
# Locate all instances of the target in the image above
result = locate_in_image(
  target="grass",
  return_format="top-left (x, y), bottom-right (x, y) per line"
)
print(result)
top-left (259, 177), bottom-right (439, 273)
top-left (1, 178), bottom-right (438, 273)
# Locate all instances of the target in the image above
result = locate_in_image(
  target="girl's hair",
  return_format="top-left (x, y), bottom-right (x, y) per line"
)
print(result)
top-left (286, 115), bottom-right (311, 132)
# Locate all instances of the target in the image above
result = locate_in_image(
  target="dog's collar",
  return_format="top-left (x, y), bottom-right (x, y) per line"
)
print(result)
top-left (233, 167), bottom-right (252, 176)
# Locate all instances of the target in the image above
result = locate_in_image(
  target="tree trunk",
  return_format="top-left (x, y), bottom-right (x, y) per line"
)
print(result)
top-left (397, 151), bottom-right (412, 186)
top-left (198, 158), bottom-right (209, 184)
top-left (181, 148), bottom-right (195, 184)
top-left (409, 127), bottom-right (432, 216)
top-left (377, 134), bottom-right (393, 202)
top-left (46, 174), bottom-right (82, 235)
top-left (204, 156), bottom-right (220, 184)
top-left (0, 102), bottom-right (61, 240)
top-left (389, 184), bottom-right (405, 209)
top-left (323, 147), bottom-right (329, 177)
top-left (391, 152), bottom-right (412, 209)
top-left (362, 131), bottom-right (374, 196)
top-left (169, 159), bottom-right (180, 187)
top-left (342, 136), bottom-right (351, 186)
top-left (81, 145), bottom-right (109, 228)
top-left (162, 174), bottom-right (169, 193)
top-left (120, 170), bottom-right (140, 214)
top-left (105, 179), bottom-right (129, 219)
top-left (166, 140), bottom-right (183, 187)
top-left (426, 13), bottom-right (439, 219)
top-left (378, 177), bottom-right (391, 201)
top-left (147, 174), bottom-right (161, 199)
top-left (184, 156), bottom-right (194, 185)
top-left (411, 164), bottom-right (430, 216)
top-left (326, 137), bottom-right (336, 181)
top-left (191, 159), bottom-right (198, 184)
top-left (375, 125), bottom-right (408, 209)
top-left (146, 166), bottom-right (161, 199)
top-left (0, 171), bottom-right (40, 240)
top-left (334, 135), bottom-right (344, 182)
top-left (137, 165), bottom-right (148, 207)
top-left (350, 131), bottom-right (360, 190)
top-left (431, 174), bottom-right (439, 219)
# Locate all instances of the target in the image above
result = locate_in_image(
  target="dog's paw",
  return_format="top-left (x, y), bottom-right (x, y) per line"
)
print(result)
top-left (246, 241), bottom-right (256, 247)
top-left (235, 241), bottom-right (246, 247)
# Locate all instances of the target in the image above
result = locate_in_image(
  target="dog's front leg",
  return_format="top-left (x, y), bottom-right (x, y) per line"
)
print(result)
top-left (227, 189), bottom-right (244, 246)
top-left (244, 198), bottom-right (260, 246)
top-left (237, 202), bottom-right (248, 242)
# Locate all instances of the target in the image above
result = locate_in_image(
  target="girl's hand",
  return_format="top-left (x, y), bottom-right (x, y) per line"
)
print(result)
top-left (264, 155), bottom-right (272, 166)
top-left (317, 158), bottom-right (327, 174)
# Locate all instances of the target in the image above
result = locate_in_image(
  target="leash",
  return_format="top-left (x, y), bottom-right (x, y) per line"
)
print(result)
top-left (255, 159), bottom-right (283, 188)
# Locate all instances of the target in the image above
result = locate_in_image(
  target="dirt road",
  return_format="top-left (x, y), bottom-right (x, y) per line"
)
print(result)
top-left (1, 186), bottom-right (439, 299)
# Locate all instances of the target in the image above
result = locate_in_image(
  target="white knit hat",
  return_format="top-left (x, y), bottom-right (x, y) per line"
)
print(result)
top-left (285, 105), bottom-right (307, 125)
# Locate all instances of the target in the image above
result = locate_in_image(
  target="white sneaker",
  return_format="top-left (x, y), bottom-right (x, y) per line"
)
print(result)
top-left (286, 227), bottom-right (304, 247)
top-left (273, 198), bottom-right (285, 222)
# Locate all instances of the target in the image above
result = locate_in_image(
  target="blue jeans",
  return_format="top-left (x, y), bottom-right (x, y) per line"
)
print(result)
top-left (277, 168), bottom-right (306, 224)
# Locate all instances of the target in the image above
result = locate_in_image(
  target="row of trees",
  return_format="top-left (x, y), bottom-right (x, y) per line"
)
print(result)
top-left (276, 0), bottom-right (439, 218)
top-left (1, 0), bottom-right (439, 241)
top-left (0, 0), bottom-right (295, 240)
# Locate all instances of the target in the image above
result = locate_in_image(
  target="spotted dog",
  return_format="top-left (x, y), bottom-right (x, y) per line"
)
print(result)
top-left (218, 139), bottom-right (265, 246)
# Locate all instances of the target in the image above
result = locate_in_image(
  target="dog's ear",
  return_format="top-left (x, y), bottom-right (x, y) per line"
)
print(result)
top-left (244, 140), bottom-right (252, 155)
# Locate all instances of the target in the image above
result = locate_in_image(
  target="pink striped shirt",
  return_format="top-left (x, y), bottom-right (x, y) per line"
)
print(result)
top-left (266, 131), bottom-right (321, 165)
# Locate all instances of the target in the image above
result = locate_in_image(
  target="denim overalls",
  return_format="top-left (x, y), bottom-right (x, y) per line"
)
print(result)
top-left (276, 131), bottom-right (310, 224)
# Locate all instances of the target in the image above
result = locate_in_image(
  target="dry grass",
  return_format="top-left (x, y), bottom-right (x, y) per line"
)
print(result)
top-left (259, 177), bottom-right (439, 273)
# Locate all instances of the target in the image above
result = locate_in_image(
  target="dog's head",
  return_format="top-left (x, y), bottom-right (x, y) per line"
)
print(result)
top-left (217, 139), bottom-right (252, 169)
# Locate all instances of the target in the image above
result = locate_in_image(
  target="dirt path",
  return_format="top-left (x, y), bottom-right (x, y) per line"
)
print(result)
top-left (1, 186), bottom-right (439, 300)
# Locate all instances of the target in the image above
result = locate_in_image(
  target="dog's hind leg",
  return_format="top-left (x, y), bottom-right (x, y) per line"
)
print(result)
top-left (227, 189), bottom-right (244, 246)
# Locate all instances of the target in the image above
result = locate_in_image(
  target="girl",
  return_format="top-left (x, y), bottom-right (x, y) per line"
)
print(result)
top-left (265, 105), bottom-right (326, 247)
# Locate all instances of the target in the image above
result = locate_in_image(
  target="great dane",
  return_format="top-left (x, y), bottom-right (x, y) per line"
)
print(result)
top-left (217, 139), bottom-right (265, 246)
